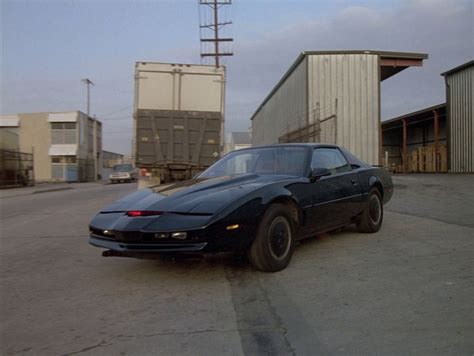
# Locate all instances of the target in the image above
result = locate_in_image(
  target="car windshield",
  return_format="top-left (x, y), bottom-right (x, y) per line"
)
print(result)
top-left (199, 146), bottom-right (309, 178)
top-left (113, 164), bottom-right (133, 172)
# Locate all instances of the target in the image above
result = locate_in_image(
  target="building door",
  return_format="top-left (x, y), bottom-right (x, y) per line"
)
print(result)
top-left (66, 165), bottom-right (78, 182)
top-left (51, 156), bottom-right (78, 182)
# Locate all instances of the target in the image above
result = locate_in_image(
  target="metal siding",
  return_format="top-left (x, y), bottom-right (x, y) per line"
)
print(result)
top-left (137, 71), bottom-right (175, 110)
top-left (308, 54), bottom-right (380, 165)
top-left (180, 74), bottom-right (223, 112)
top-left (447, 65), bottom-right (474, 172)
top-left (251, 57), bottom-right (308, 145)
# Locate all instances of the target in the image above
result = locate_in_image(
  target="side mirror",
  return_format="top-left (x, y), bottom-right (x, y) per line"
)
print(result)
top-left (310, 167), bottom-right (331, 182)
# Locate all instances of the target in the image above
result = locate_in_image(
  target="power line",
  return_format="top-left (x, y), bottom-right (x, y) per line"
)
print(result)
top-left (198, 0), bottom-right (233, 67)
top-left (96, 105), bottom-right (133, 117)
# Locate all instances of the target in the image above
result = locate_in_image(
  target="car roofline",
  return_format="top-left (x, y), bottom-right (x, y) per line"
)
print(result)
top-left (229, 143), bottom-right (339, 153)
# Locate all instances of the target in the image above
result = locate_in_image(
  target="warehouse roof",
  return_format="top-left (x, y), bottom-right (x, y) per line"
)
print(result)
top-left (441, 60), bottom-right (474, 76)
top-left (381, 103), bottom-right (446, 130)
top-left (250, 50), bottom-right (428, 121)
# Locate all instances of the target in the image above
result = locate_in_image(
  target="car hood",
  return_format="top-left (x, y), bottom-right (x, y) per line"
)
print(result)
top-left (101, 174), bottom-right (295, 214)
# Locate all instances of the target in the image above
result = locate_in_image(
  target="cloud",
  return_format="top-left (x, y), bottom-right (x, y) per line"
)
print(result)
top-left (1, 0), bottom-right (471, 153)
top-left (226, 0), bottom-right (473, 133)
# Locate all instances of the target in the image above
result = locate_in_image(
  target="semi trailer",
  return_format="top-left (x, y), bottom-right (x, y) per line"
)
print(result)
top-left (133, 62), bottom-right (225, 187)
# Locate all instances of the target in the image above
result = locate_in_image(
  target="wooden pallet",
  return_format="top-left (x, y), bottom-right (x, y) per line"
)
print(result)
top-left (408, 144), bottom-right (447, 173)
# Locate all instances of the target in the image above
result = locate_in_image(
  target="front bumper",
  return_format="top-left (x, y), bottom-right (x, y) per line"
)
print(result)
top-left (89, 199), bottom-right (263, 257)
top-left (88, 223), bottom-right (254, 256)
top-left (89, 235), bottom-right (207, 253)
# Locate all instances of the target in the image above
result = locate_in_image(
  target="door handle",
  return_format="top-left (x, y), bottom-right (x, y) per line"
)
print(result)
top-left (351, 179), bottom-right (358, 185)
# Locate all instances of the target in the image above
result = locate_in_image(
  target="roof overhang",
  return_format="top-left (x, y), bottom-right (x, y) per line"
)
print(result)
top-left (379, 56), bottom-right (426, 80)
top-left (382, 103), bottom-right (446, 131)
top-left (302, 50), bottom-right (428, 81)
top-left (49, 144), bottom-right (78, 156)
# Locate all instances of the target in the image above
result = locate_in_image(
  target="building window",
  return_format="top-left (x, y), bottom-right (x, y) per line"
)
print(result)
top-left (51, 122), bottom-right (77, 144)
top-left (51, 156), bottom-right (76, 164)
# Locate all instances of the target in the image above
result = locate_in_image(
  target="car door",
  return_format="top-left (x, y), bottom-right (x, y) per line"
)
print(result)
top-left (307, 147), bottom-right (362, 233)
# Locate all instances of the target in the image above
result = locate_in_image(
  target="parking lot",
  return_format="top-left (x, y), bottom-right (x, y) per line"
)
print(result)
top-left (1, 174), bottom-right (473, 355)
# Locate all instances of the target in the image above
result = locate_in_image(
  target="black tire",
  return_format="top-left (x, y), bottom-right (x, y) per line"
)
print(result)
top-left (357, 188), bottom-right (383, 233)
top-left (248, 204), bottom-right (295, 272)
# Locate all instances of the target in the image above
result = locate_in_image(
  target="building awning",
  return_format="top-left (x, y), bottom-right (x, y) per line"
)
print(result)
top-left (48, 112), bottom-right (78, 123)
top-left (0, 115), bottom-right (20, 127)
top-left (48, 145), bottom-right (78, 156)
top-left (301, 50), bottom-right (428, 81)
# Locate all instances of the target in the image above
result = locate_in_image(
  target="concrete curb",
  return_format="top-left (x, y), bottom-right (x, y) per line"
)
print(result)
top-left (0, 182), bottom-right (107, 199)
top-left (32, 187), bottom-right (74, 195)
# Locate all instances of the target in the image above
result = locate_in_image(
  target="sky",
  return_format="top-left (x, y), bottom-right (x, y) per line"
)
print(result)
top-left (1, 0), bottom-right (473, 155)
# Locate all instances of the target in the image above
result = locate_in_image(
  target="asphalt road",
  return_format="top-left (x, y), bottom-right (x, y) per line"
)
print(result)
top-left (1, 176), bottom-right (473, 355)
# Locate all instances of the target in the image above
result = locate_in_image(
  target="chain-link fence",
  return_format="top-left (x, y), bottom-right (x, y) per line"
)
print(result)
top-left (0, 149), bottom-right (34, 188)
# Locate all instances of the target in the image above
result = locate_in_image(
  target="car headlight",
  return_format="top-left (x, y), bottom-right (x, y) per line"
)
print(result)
top-left (171, 232), bottom-right (187, 240)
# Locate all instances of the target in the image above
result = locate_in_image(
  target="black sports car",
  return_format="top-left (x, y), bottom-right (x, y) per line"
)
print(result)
top-left (89, 144), bottom-right (393, 272)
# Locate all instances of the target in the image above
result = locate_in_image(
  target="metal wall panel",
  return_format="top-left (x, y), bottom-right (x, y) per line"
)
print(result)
top-left (136, 109), bottom-right (221, 168)
top-left (446, 65), bottom-right (474, 172)
top-left (251, 57), bottom-right (308, 145)
top-left (307, 54), bottom-right (380, 165)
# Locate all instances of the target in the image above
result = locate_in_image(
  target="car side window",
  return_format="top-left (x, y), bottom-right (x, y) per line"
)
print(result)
top-left (311, 148), bottom-right (351, 175)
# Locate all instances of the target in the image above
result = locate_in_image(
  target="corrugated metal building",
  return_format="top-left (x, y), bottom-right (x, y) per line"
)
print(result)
top-left (227, 131), bottom-right (252, 153)
top-left (442, 60), bottom-right (474, 173)
top-left (251, 50), bottom-right (427, 165)
top-left (102, 150), bottom-right (125, 168)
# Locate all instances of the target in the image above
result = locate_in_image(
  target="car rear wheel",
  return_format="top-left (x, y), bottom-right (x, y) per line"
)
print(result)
top-left (356, 188), bottom-right (383, 233)
top-left (248, 204), bottom-right (295, 272)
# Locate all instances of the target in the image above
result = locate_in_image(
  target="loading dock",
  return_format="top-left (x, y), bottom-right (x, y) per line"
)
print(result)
top-left (382, 104), bottom-right (447, 173)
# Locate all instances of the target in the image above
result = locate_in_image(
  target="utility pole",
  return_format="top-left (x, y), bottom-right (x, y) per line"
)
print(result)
top-left (81, 78), bottom-right (97, 181)
top-left (81, 78), bottom-right (94, 117)
top-left (199, 0), bottom-right (233, 67)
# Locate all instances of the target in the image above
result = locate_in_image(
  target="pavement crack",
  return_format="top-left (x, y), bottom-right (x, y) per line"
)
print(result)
top-left (63, 340), bottom-right (109, 355)
top-left (256, 277), bottom-right (296, 355)
top-left (225, 266), bottom-right (296, 355)
top-left (63, 327), bottom-right (278, 355)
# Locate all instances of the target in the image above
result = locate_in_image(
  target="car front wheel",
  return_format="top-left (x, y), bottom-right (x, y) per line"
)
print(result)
top-left (356, 188), bottom-right (383, 233)
top-left (248, 204), bottom-right (295, 272)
